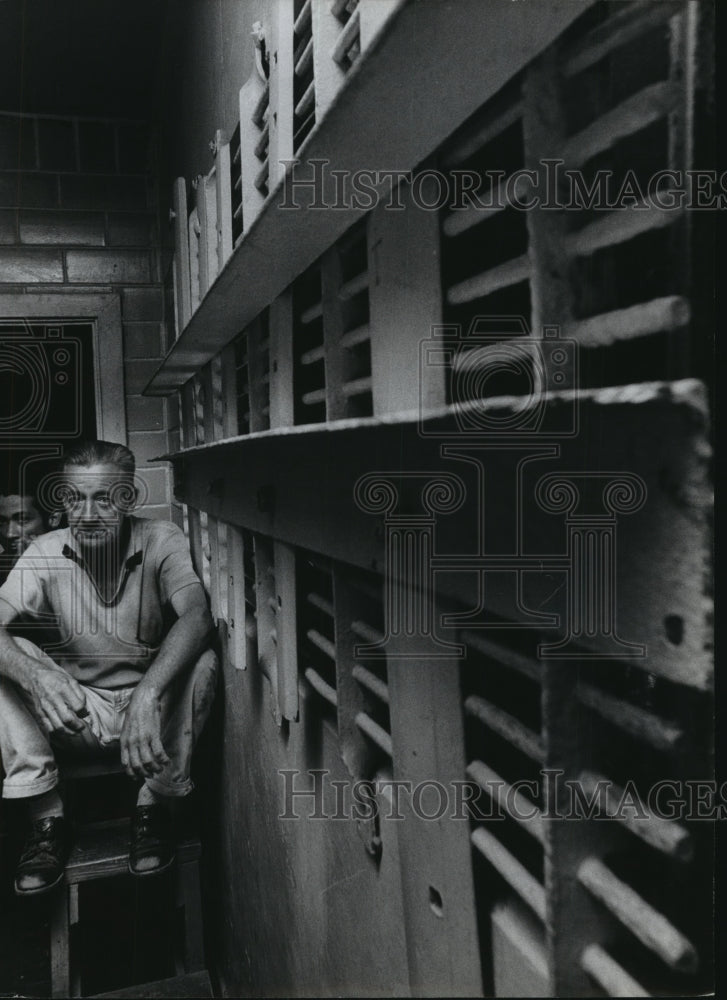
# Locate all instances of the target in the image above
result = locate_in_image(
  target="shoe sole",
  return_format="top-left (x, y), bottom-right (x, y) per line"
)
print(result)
top-left (127, 855), bottom-right (176, 878)
top-left (14, 870), bottom-right (65, 897)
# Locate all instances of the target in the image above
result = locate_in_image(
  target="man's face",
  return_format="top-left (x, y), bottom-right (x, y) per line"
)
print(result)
top-left (63, 463), bottom-right (135, 552)
top-left (0, 495), bottom-right (45, 558)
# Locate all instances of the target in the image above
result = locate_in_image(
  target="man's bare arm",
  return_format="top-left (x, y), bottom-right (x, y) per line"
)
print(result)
top-left (120, 582), bottom-right (213, 780)
top-left (0, 601), bottom-right (88, 735)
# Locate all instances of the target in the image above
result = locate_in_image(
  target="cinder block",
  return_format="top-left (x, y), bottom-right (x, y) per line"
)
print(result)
top-left (108, 213), bottom-right (156, 246)
top-left (0, 248), bottom-right (63, 282)
top-left (0, 209), bottom-right (17, 244)
top-left (124, 359), bottom-right (159, 394)
top-left (126, 395), bottom-right (165, 431)
top-left (0, 117), bottom-right (37, 170)
top-left (66, 249), bottom-right (150, 284)
top-left (128, 430), bottom-right (168, 464)
top-left (136, 466), bottom-right (169, 506)
top-left (19, 210), bottom-right (105, 246)
top-left (121, 287), bottom-right (163, 322)
top-left (0, 171), bottom-right (58, 209)
top-left (124, 322), bottom-right (162, 358)
top-left (78, 121), bottom-right (117, 173)
top-left (37, 118), bottom-right (76, 171)
top-left (60, 175), bottom-right (146, 212)
top-left (117, 123), bottom-right (150, 174)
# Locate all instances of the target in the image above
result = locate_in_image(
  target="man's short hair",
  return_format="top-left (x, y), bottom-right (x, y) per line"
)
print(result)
top-left (63, 440), bottom-right (136, 479)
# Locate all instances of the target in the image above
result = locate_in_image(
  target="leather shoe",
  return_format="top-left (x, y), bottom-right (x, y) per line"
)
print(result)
top-left (14, 816), bottom-right (70, 896)
top-left (129, 804), bottom-right (175, 876)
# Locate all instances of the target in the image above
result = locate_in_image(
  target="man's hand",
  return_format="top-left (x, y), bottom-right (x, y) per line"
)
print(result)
top-left (120, 685), bottom-right (170, 779)
top-left (27, 667), bottom-right (88, 737)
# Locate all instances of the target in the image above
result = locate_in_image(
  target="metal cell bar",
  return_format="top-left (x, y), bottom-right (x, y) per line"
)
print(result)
top-left (305, 666), bottom-right (338, 706)
top-left (341, 375), bottom-right (372, 398)
top-left (340, 323), bottom-right (370, 349)
top-left (306, 628), bottom-right (336, 660)
top-left (466, 760), bottom-right (544, 844)
top-left (471, 826), bottom-right (546, 922)
top-left (461, 630), bottom-right (541, 683)
top-left (578, 857), bottom-right (698, 973)
top-left (294, 0), bottom-right (312, 34)
top-left (566, 296), bottom-right (690, 348)
top-left (464, 695), bottom-right (544, 763)
top-left (307, 591), bottom-right (334, 616)
top-left (351, 619), bottom-right (384, 644)
top-left (565, 202), bottom-right (682, 258)
top-left (578, 770), bottom-right (692, 861)
top-left (562, 82), bottom-right (672, 168)
top-left (332, 9), bottom-right (361, 66)
top-left (563, 1), bottom-right (679, 78)
top-left (352, 664), bottom-right (389, 704)
top-left (295, 80), bottom-right (316, 120)
top-left (580, 943), bottom-right (650, 997)
top-left (295, 37), bottom-right (314, 77)
top-left (577, 681), bottom-right (684, 751)
top-left (441, 101), bottom-right (523, 169)
top-left (442, 174), bottom-right (529, 238)
top-left (338, 270), bottom-right (369, 301)
top-left (355, 710), bottom-right (392, 756)
top-left (447, 254), bottom-right (530, 306)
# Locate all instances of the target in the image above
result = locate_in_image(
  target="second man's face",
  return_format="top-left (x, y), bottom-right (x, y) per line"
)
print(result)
top-left (0, 495), bottom-right (45, 558)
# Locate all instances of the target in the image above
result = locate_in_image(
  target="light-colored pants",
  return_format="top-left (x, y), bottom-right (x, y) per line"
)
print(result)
top-left (0, 637), bottom-right (218, 800)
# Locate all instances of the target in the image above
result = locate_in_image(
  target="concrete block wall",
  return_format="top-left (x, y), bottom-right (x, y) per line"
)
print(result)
top-left (0, 111), bottom-right (173, 521)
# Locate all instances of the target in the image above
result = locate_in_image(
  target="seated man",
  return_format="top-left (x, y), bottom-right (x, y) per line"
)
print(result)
top-left (0, 440), bottom-right (217, 896)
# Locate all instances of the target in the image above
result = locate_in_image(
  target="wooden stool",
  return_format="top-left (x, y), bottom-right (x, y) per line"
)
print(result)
top-left (49, 760), bottom-right (205, 998)
top-left (49, 821), bottom-right (204, 998)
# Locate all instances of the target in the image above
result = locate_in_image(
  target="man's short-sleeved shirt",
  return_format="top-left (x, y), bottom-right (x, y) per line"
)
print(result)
top-left (0, 516), bottom-right (202, 689)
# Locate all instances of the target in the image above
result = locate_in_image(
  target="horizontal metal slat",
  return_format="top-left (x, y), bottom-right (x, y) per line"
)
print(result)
top-left (306, 591), bottom-right (334, 617)
top-left (464, 695), bottom-right (544, 763)
top-left (294, 0), bottom-right (312, 35)
top-left (301, 300), bottom-right (323, 325)
top-left (471, 826), bottom-right (546, 921)
top-left (301, 343), bottom-right (325, 366)
top-left (578, 857), bottom-right (698, 973)
top-left (447, 254), bottom-right (530, 306)
top-left (352, 664), bottom-right (389, 704)
top-left (578, 770), bottom-right (692, 861)
top-left (332, 8), bottom-right (361, 66)
top-left (341, 375), bottom-right (372, 398)
top-left (466, 760), bottom-right (544, 843)
top-left (304, 666), bottom-right (338, 706)
top-left (565, 200), bottom-right (682, 258)
top-left (562, 81), bottom-right (673, 168)
top-left (442, 174), bottom-right (529, 238)
top-left (565, 296), bottom-right (690, 347)
top-left (295, 37), bottom-right (314, 78)
top-left (306, 628), bottom-right (336, 660)
top-left (577, 681), bottom-right (684, 751)
top-left (338, 270), bottom-right (369, 301)
top-left (563, 0), bottom-right (679, 78)
top-left (351, 619), bottom-right (384, 645)
top-left (461, 630), bottom-right (541, 683)
top-left (581, 943), bottom-right (650, 997)
top-left (295, 79), bottom-right (316, 120)
top-left (441, 101), bottom-right (523, 169)
top-left (340, 323), bottom-right (370, 349)
top-left (355, 710), bottom-right (392, 755)
top-left (301, 386), bottom-right (327, 406)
